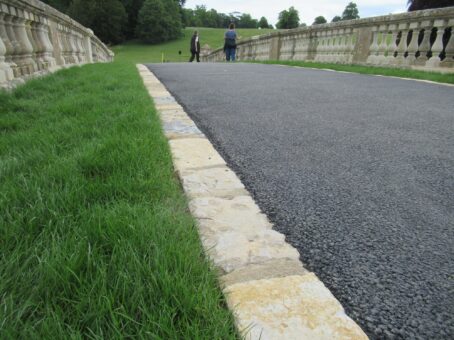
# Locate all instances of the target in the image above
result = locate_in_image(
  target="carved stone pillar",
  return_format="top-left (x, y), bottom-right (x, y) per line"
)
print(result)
top-left (0, 30), bottom-right (14, 84)
top-left (395, 23), bottom-right (409, 65)
top-left (376, 25), bottom-right (389, 64)
top-left (405, 22), bottom-right (421, 65)
top-left (367, 26), bottom-right (380, 64)
top-left (386, 24), bottom-right (398, 64)
top-left (0, 12), bottom-right (15, 80)
top-left (440, 19), bottom-right (454, 67)
top-left (3, 12), bottom-right (21, 76)
top-left (414, 20), bottom-right (432, 66)
top-left (36, 17), bottom-right (56, 70)
top-left (426, 19), bottom-right (447, 67)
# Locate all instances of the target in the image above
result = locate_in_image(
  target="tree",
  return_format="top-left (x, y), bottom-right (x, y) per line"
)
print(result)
top-left (120, 0), bottom-right (145, 39)
top-left (68, 0), bottom-right (128, 44)
top-left (258, 17), bottom-right (269, 29)
top-left (341, 2), bottom-right (360, 20)
top-left (276, 7), bottom-right (300, 29)
top-left (40, 0), bottom-right (72, 12)
top-left (408, 0), bottom-right (454, 11)
top-left (331, 15), bottom-right (342, 22)
top-left (238, 13), bottom-right (258, 28)
top-left (313, 16), bottom-right (327, 25)
top-left (136, 0), bottom-right (182, 43)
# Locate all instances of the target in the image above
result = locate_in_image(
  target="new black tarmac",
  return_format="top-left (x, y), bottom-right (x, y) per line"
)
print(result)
top-left (146, 63), bottom-right (454, 339)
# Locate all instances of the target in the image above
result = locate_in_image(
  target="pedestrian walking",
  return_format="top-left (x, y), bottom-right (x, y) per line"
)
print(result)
top-left (189, 31), bottom-right (200, 62)
top-left (224, 23), bottom-right (237, 62)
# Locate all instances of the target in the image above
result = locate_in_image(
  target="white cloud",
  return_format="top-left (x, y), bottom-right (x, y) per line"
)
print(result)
top-left (184, 0), bottom-right (407, 26)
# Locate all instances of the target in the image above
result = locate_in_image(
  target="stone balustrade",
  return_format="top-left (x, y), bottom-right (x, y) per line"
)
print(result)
top-left (202, 7), bottom-right (454, 72)
top-left (0, 0), bottom-right (114, 89)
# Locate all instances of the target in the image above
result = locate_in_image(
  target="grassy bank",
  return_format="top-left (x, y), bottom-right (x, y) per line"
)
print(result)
top-left (113, 27), bottom-right (274, 63)
top-left (0, 61), bottom-right (238, 338)
top-left (252, 60), bottom-right (454, 85)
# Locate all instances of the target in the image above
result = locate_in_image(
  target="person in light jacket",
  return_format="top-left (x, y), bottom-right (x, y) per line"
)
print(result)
top-left (189, 31), bottom-right (200, 62)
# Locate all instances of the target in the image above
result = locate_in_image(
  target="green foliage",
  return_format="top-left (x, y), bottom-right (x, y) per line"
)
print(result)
top-left (258, 17), bottom-right (269, 29)
top-left (341, 2), bottom-right (360, 20)
top-left (68, 0), bottom-right (128, 44)
top-left (39, 0), bottom-right (72, 12)
top-left (120, 0), bottom-right (145, 39)
top-left (238, 13), bottom-right (258, 28)
top-left (313, 16), bottom-right (327, 25)
top-left (136, 0), bottom-right (182, 43)
top-left (407, 0), bottom-right (454, 11)
top-left (332, 15), bottom-right (342, 22)
top-left (182, 6), bottom-right (264, 29)
top-left (276, 6), bottom-right (300, 29)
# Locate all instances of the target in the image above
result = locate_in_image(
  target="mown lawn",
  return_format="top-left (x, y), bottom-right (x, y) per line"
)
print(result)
top-left (0, 60), bottom-right (238, 338)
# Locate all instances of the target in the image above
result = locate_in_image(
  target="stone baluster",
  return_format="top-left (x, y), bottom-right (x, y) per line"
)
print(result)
top-left (414, 20), bottom-right (433, 65)
top-left (25, 11), bottom-right (43, 71)
top-left (367, 25), bottom-right (380, 64)
top-left (37, 17), bottom-right (56, 70)
top-left (386, 24), bottom-right (398, 64)
top-left (68, 29), bottom-right (79, 63)
top-left (337, 29), bottom-right (347, 63)
top-left (440, 19), bottom-right (454, 67)
top-left (3, 11), bottom-right (21, 76)
top-left (344, 28), bottom-right (354, 63)
top-left (376, 25), bottom-right (388, 64)
top-left (426, 19), bottom-right (447, 67)
top-left (405, 21), bottom-right (421, 65)
top-left (316, 31), bottom-right (325, 62)
top-left (395, 22), bottom-right (409, 65)
top-left (0, 26), bottom-right (13, 84)
top-left (13, 7), bottom-right (37, 75)
top-left (0, 11), bottom-right (16, 80)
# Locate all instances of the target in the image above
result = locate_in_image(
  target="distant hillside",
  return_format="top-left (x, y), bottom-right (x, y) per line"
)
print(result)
top-left (113, 27), bottom-right (275, 64)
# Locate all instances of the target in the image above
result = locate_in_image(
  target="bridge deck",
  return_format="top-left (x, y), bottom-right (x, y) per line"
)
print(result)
top-left (146, 63), bottom-right (454, 339)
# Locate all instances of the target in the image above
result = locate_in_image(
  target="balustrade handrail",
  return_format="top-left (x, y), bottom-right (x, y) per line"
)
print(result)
top-left (203, 6), bottom-right (454, 72)
top-left (0, 0), bottom-right (114, 89)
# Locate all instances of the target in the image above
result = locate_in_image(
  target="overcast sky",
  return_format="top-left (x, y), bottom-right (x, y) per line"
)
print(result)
top-left (184, 0), bottom-right (408, 26)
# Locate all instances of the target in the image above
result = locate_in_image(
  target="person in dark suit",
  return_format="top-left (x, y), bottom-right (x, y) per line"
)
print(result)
top-left (189, 31), bottom-right (200, 62)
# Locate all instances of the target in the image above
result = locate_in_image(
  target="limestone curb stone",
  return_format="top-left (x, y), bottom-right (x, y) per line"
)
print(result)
top-left (169, 138), bottom-right (226, 171)
top-left (137, 64), bottom-right (368, 340)
top-left (180, 167), bottom-right (248, 199)
top-left (225, 274), bottom-right (367, 340)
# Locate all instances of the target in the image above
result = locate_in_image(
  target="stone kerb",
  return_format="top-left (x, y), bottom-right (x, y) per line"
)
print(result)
top-left (202, 7), bottom-right (454, 72)
top-left (0, 0), bottom-right (114, 89)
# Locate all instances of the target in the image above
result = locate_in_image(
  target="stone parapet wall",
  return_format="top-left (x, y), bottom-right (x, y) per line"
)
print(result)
top-left (203, 7), bottom-right (454, 72)
top-left (0, 0), bottom-right (114, 89)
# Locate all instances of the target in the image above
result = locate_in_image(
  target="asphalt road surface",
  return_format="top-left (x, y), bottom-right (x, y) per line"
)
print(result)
top-left (146, 63), bottom-right (454, 339)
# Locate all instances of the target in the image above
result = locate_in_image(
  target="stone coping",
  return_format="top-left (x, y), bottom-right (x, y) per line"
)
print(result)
top-left (137, 63), bottom-right (368, 340)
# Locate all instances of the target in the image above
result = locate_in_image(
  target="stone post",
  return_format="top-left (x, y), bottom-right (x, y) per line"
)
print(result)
top-left (269, 34), bottom-right (280, 60)
top-left (426, 19), bottom-right (447, 67)
top-left (405, 22), bottom-right (421, 65)
top-left (395, 22), bottom-right (409, 65)
top-left (367, 25), bottom-right (380, 64)
top-left (440, 19), bottom-right (454, 67)
top-left (414, 21), bottom-right (432, 65)
top-left (84, 29), bottom-right (93, 63)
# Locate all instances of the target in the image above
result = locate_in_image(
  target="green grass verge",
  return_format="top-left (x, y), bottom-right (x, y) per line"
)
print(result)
top-left (253, 60), bottom-right (454, 84)
top-left (113, 27), bottom-right (274, 64)
top-left (0, 61), bottom-right (238, 338)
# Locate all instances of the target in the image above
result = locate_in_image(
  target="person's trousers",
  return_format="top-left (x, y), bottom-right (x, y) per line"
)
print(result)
top-left (225, 47), bottom-right (236, 62)
top-left (189, 51), bottom-right (200, 62)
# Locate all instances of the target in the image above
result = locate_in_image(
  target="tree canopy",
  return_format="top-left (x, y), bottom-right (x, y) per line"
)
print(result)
top-left (408, 0), bottom-right (454, 11)
top-left (136, 0), bottom-right (181, 43)
top-left (313, 16), bottom-right (327, 25)
top-left (276, 7), bottom-right (300, 29)
top-left (341, 2), bottom-right (360, 20)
